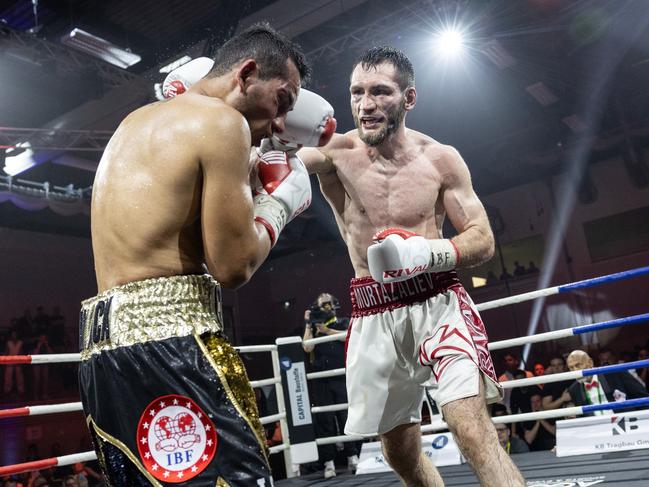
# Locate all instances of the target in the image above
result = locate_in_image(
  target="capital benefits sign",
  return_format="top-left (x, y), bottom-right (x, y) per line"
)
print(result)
top-left (556, 410), bottom-right (649, 457)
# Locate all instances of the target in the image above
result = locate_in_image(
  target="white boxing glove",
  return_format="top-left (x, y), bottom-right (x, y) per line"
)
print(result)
top-left (268, 88), bottom-right (337, 150)
top-left (162, 57), bottom-right (214, 99)
top-left (253, 151), bottom-right (312, 246)
top-left (367, 228), bottom-right (459, 283)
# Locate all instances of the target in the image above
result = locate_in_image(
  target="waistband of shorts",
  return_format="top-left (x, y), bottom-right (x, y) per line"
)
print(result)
top-left (79, 274), bottom-right (222, 359)
top-left (349, 271), bottom-right (460, 316)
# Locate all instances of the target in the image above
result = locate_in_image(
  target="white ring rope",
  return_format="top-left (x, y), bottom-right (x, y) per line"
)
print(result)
top-left (249, 377), bottom-right (281, 388)
top-left (306, 367), bottom-right (345, 380)
top-left (260, 412), bottom-right (285, 425)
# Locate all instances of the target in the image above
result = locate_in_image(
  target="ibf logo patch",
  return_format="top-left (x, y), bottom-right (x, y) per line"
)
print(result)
top-left (137, 394), bottom-right (217, 482)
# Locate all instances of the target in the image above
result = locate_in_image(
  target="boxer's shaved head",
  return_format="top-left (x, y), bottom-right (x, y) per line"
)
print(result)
top-left (353, 46), bottom-right (415, 90)
top-left (209, 22), bottom-right (311, 84)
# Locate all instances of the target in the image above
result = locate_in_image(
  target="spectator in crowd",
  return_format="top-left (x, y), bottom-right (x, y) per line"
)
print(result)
top-left (3, 330), bottom-right (25, 398)
top-left (513, 261), bottom-right (526, 277)
top-left (68, 462), bottom-right (101, 487)
top-left (533, 363), bottom-right (545, 378)
top-left (63, 476), bottom-right (77, 487)
top-left (494, 422), bottom-right (529, 454)
top-left (566, 350), bottom-right (649, 415)
top-left (520, 394), bottom-right (555, 451)
top-left (542, 356), bottom-right (574, 411)
top-left (510, 369), bottom-right (543, 413)
top-left (25, 471), bottom-right (47, 487)
top-left (509, 369), bottom-right (543, 437)
top-left (42, 466), bottom-right (62, 487)
top-left (302, 293), bottom-right (358, 478)
top-left (2, 476), bottom-right (24, 487)
top-left (498, 352), bottom-right (533, 412)
top-left (32, 334), bottom-right (53, 400)
top-left (527, 261), bottom-right (539, 274)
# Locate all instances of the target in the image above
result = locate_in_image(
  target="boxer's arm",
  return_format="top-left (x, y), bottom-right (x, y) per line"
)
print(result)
top-left (299, 134), bottom-right (349, 215)
top-left (200, 109), bottom-right (271, 288)
top-left (298, 146), bottom-right (332, 175)
top-left (441, 147), bottom-right (495, 268)
top-left (298, 132), bottom-right (350, 175)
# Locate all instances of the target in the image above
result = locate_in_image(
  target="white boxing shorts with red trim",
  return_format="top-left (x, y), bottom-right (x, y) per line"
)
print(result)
top-left (344, 271), bottom-right (502, 437)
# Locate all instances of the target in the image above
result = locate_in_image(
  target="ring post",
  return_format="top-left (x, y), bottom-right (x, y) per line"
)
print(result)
top-left (270, 346), bottom-right (294, 477)
top-left (275, 336), bottom-right (318, 467)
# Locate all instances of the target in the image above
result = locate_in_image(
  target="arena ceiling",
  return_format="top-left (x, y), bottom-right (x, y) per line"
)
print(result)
top-left (1, 0), bottom-right (649, 256)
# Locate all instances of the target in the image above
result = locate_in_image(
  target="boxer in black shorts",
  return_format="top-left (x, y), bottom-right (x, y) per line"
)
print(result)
top-left (82, 23), bottom-right (314, 485)
top-left (79, 275), bottom-right (270, 486)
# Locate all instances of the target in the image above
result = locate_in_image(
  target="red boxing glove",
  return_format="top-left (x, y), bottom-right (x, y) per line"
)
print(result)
top-left (253, 151), bottom-right (311, 246)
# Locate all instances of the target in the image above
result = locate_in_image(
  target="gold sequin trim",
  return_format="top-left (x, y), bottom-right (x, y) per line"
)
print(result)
top-left (197, 333), bottom-right (269, 462)
top-left (79, 274), bottom-right (222, 359)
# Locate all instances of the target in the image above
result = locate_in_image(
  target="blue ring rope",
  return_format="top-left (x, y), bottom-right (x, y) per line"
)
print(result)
top-left (572, 313), bottom-right (649, 335)
top-left (582, 359), bottom-right (649, 377)
top-left (559, 266), bottom-right (649, 293)
top-left (583, 397), bottom-right (649, 413)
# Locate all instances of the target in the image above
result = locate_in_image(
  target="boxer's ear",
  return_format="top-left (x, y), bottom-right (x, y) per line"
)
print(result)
top-left (236, 59), bottom-right (259, 92)
top-left (404, 86), bottom-right (417, 111)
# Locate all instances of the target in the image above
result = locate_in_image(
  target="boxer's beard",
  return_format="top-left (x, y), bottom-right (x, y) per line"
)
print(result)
top-left (354, 101), bottom-right (406, 146)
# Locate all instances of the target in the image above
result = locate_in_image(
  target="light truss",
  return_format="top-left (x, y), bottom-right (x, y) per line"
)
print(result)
top-left (0, 127), bottom-right (112, 152)
top-left (1, 26), bottom-right (148, 92)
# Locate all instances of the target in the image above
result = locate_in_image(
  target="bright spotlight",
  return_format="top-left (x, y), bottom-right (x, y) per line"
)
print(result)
top-left (435, 28), bottom-right (465, 58)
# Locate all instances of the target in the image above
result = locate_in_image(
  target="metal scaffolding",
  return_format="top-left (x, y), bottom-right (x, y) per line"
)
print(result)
top-left (1, 25), bottom-right (149, 92)
top-left (0, 127), bottom-right (112, 152)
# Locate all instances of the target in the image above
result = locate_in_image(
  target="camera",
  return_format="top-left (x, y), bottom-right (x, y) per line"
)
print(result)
top-left (308, 303), bottom-right (334, 325)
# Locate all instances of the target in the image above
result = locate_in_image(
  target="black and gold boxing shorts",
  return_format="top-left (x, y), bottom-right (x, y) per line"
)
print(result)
top-left (78, 274), bottom-right (272, 487)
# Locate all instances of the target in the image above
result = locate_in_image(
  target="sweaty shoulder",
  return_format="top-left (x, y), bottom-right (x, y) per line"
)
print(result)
top-left (163, 94), bottom-right (251, 159)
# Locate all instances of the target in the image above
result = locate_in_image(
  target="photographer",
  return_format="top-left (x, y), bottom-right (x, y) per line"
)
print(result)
top-left (302, 293), bottom-right (359, 479)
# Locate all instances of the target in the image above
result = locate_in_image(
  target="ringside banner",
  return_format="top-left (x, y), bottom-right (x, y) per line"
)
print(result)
top-left (556, 410), bottom-right (649, 457)
top-left (276, 337), bottom-right (318, 464)
top-left (357, 433), bottom-right (462, 474)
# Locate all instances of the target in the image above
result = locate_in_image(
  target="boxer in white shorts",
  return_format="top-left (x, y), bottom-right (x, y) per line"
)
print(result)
top-left (345, 270), bottom-right (501, 437)
top-left (299, 46), bottom-right (525, 485)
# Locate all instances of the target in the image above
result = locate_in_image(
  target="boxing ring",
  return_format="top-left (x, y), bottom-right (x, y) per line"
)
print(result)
top-left (2, 265), bottom-right (649, 486)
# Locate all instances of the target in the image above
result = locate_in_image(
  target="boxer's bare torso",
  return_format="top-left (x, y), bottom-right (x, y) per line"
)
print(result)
top-left (92, 93), bottom-right (263, 292)
top-left (301, 129), bottom-right (486, 277)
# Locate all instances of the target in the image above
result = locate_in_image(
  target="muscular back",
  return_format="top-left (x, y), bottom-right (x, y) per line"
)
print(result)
top-left (92, 94), bottom-right (257, 291)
